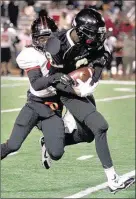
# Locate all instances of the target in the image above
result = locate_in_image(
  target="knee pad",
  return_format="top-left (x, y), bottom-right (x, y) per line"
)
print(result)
top-left (84, 111), bottom-right (109, 135)
top-left (48, 149), bottom-right (64, 161)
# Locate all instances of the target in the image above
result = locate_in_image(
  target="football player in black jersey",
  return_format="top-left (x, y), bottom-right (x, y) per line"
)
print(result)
top-left (42, 8), bottom-right (135, 193)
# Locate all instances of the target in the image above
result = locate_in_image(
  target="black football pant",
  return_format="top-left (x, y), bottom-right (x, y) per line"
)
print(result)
top-left (60, 95), bottom-right (113, 168)
top-left (1, 103), bottom-right (65, 161)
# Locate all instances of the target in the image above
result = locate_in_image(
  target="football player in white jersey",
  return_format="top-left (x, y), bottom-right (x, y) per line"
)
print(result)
top-left (1, 16), bottom-right (70, 162)
top-left (1, 16), bottom-right (94, 168)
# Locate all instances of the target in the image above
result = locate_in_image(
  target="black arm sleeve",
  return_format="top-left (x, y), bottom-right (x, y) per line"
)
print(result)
top-left (27, 68), bottom-right (63, 91)
top-left (91, 66), bottom-right (103, 85)
top-left (91, 51), bottom-right (112, 85)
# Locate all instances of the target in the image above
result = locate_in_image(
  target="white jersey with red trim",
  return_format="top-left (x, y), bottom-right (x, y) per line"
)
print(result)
top-left (16, 47), bottom-right (56, 98)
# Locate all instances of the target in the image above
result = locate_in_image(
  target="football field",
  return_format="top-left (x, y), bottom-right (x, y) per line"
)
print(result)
top-left (1, 77), bottom-right (135, 198)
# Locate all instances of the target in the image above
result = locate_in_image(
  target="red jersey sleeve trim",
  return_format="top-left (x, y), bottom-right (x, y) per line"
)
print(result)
top-left (25, 66), bottom-right (40, 72)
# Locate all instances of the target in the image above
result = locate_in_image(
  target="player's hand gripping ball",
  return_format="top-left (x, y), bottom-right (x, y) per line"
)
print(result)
top-left (69, 66), bottom-right (94, 86)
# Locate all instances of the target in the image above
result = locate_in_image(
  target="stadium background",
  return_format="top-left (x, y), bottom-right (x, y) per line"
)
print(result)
top-left (1, 0), bottom-right (135, 79)
top-left (1, 1), bottom-right (135, 198)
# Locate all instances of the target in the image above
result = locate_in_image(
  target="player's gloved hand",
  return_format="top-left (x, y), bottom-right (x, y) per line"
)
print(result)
top-left (50, 73), bottom-right (74, 86)
top-left (60, 74), bottom-right (74, 86)
top-left (92, 56), bottom-right (106, 67)
top-left (92, 52), bottom-right (111, 68)
top-left (73, 78), bottom-right (99, 97)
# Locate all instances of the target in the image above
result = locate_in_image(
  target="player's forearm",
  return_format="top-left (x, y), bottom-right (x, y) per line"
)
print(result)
top-left (91, 66), bottom-right (102, 85)
top-left (27, 69), bottom-right (61, 91)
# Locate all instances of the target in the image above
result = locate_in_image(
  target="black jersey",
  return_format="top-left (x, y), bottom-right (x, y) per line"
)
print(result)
top-left (46, 28), bottom-right (111, 82)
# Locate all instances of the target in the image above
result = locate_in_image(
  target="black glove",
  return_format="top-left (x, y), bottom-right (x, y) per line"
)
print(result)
top-left (49, 73), bottom-right (74, 86)
top-left (92, 56), bottom-right (106, 67)
top-left (92, 53), bottom-right (111, 68)
top-left (60, 74), bottom-right (74, 86)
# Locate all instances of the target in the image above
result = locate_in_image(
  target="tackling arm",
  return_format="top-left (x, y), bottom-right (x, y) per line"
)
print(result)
top-left (27, 68), bottom-right (75, 94)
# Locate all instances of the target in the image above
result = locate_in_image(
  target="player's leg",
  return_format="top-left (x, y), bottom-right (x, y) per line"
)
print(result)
top-left (82, 107), bottom-right (135, 192)
top-left (40, 110), bottom-right (94, 168)
top-left (61, 96), bottom-right (114, 167)
top-left (60, 95), bottom-right (135, 193)
top-left (1, 48), bottom-right (11, 75)
top-left (41, 114), bottom-right (65, 162)
top-left (1, 104), bottom-right (39, 160)
top-left (67, 95), bottom-right (95, 145)
top-left (65, 117), bottom-right (95, 146)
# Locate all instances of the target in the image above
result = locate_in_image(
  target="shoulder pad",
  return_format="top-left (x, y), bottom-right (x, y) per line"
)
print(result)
top-left (16, 47), bottom-right (40, 69)
top-left (45, 36), bottom-right (61, 55)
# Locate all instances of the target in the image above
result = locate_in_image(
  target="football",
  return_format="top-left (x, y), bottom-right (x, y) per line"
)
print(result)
top-left (69, 66), bottom-right (94, 85)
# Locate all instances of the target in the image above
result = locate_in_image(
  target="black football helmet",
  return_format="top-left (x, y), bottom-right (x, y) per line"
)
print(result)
top-left (31, 16), bottom-right (58, 50)
top-left (72, 8), bottom-right (106, 49)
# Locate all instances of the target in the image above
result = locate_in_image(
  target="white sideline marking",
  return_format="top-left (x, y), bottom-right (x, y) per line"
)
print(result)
top-left (114, 88), bottom-right (135, 92)
top-left (8, 152), bottom-right (18, 156)
top-left (64, 170), bottom-right (135, 198)
top-left (77, 155), bottom-right (94, 160)
top-left (1, 95), bottom-right (135, 113)
top-left (1, 83), bottom-right (28, 88)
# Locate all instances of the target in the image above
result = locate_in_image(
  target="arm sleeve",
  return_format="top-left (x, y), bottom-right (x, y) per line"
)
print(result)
top-left (27, 68), bottom-right (53, 91)
top-left (27, 68), bottom-right (69, 91)
top-left (91, 47), bottom-right (112, 85)
top-left (91, 66), bottom-right (103, 85)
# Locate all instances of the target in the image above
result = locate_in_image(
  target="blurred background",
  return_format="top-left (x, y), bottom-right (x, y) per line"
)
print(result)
top-left (1, 0), bottom-right (135, 80)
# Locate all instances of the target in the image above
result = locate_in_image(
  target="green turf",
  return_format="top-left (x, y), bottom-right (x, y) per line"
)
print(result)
top-left (1, 79), bottom-right (135, 198)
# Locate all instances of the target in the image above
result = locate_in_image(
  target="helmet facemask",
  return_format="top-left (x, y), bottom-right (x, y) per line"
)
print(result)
top-left (32, 32), bottom-right (52, 51)
top-left (76, 25), bottom-right (106, 50)
top-left (72, 8), bottom-right (107, 50)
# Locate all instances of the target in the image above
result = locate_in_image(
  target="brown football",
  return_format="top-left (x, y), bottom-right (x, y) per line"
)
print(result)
top-left (69, 66), bottom-right (94, 85)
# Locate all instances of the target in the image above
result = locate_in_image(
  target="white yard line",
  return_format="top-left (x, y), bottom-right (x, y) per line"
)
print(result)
top-left (1, 83), bottom-right (28, 88)
top-left (1, 95), bottom-right (135, 113)
top-left (77, 155), bottom-right (94, 160)
top-left (99, 80), bottom-right (135, 85)
top-left (1, 76), bottom-right (135, 85)
top-left (1, 76), bottom-right (28, 81)
top-left (1, 108), bottom-right (21, 113)
top-left (19, 95), bottom-right (26, 98)
top-left (114, 88), bottom-right (135, 92)
top-left (95, 94), bottom-right (135, 102)
top-left (64, 170), bottom-right (135, 198)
